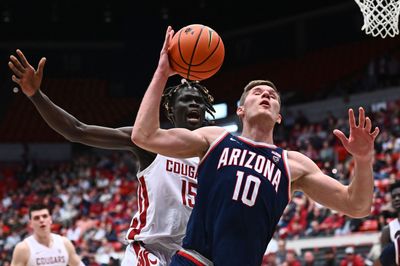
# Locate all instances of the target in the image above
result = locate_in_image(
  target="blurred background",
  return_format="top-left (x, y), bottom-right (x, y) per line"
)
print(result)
top-left (1, 0), bottom-right (400, 265)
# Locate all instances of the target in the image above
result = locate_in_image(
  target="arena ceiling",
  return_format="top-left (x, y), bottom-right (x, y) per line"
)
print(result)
top-left (1, 0), bottom-right (352, 41)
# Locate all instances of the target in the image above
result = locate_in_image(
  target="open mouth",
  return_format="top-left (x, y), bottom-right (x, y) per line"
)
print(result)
top-left (187, 110), bottom-right (201, 122)
top-left (260, 100), bottom-right (270, 108)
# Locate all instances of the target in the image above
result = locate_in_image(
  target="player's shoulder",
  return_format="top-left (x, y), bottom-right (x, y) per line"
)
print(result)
top-left (59, 234), bottom-right (72, 244)
top-left (13, 240), bottom-right (30, 256)
top-left (287, 150), bottom-right (309, 162)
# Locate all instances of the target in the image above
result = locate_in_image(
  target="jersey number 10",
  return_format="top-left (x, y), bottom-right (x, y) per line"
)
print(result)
top-left (232, 171), bottom-right (261, 207)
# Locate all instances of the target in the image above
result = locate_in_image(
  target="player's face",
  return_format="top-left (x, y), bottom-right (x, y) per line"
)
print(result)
top-left (392, 187), bottom-right (400, 211)
top-left (29, 209), bottom-right (52, 235)
top-left (238, 85), bottom-right (281, 124)
top-left (172, 87), bottom-right (206, 130)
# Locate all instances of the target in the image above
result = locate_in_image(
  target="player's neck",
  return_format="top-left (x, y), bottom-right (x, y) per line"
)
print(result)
top-left (241, 124), bottom-right (274, 144)
top-left (34, 232), bottom-right (52, 247)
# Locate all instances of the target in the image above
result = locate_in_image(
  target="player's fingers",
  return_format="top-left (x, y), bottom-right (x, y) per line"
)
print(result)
top-left (365, 117), bottom-right (372, 133)
top-left (358, 107), bottom-right (365, 128)
top-left (8, 61), bottom-right (24, 77)
top-left (333, 129), bottom-right (349, 144)
top-left (16, 49), bottom-right (30, 68)
top-left (12, 75), bottom-right (21, 85)
top-left (9, 55), bottom-right (25, 73)
top-left (162, 27), bottom-right (171, 52)
top-left (37, 57), bottom-right (46, 78)
top-left (371, 127), bottom-right (380, 139)
top-left (348, 108), bottom-right (356, 128)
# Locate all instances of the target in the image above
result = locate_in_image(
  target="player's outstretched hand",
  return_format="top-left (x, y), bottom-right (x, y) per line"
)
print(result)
top-left (157, 26), bottom-right (176, 77)
top-left (8, 49), bottom-right (46, 97)
top-left (333, 107), bottom-right (380, 162)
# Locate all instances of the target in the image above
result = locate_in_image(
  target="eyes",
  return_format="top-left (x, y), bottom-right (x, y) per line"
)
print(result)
top-left (253, 89), bottom-right (277, 99)
top-left (178, 95), bottom-right (204, 104)
top-left (32, 214), bottom-right (49, 221)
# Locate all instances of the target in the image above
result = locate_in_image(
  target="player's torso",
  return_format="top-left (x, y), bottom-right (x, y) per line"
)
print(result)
top-left (389, 218), bottom-right (400, 242)
top-left (26, 234), bottom-right (69, 266)
top-left (183, 132), bottom-right (291, 266)
top-left (126, 155), bottom-right (198, 249)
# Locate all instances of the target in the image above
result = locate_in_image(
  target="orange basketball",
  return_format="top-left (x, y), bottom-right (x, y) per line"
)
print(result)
top-left (169, 24), bottom-right (225, 81)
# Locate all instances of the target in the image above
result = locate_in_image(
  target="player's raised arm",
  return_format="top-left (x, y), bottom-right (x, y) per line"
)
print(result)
top-left (131, 26), bottom-right (219, 158)
top-left (291, 107), bottom-right (379, 218)
top-left (8, 49), bottom-right (143, 153)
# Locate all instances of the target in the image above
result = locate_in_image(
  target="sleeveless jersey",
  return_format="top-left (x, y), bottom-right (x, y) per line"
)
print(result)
top-left (25, 233), bottom-right (69, 266)
top-left (182, 132), bottom-right (291, 266)
top-left (126, 154), bottom-right (198, 251)
top-left (389, 218), bottom-right (400, 242)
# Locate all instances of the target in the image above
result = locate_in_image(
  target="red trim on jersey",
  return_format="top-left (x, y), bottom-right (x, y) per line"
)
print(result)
top-left (282, 150), bottom-right (292, 201)
top-left (127, 176), bottom-right (150, 240)
top-left (177, 251), bottom-right (205, 266)
top-left (237, 136), bottom-right (277, 149)
top-left (132, 242), bottom-right (159, 266)
top-left (199, 131), bottom-right (229, 166)
top-left (396, 237), bottom-right (400, 265)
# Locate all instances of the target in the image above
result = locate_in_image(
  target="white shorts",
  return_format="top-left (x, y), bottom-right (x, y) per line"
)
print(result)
top-left (121, 242), bottom-right (176, 266)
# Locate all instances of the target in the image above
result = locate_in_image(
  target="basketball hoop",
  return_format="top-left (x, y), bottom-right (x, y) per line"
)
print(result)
top-left (354, 0), bottom-right (400, 38)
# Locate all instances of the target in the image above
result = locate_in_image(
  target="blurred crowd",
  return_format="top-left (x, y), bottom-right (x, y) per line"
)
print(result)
top-left (0, 152), bottom-right (138, 265)
top-left (0, 98), bottom-right (399, 265)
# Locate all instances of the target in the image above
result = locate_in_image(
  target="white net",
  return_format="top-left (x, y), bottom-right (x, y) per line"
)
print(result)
top-left (354, 0), bottom-right (400, 38)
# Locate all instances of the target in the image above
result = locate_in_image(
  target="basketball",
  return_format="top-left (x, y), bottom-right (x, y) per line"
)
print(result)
top-left (169, 24), bottom-right (225, 81)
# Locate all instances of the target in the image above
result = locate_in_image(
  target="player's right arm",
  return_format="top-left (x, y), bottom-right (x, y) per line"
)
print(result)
top-left (8, 49), bottom-right (138, 152)
top-left (131, 26), bottom-right (223, 158)
top-left (11, 241), bottom-right (29, 266)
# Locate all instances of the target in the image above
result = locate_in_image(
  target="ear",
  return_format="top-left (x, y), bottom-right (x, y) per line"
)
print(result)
top-left (277, 114), bottom-right (282, 124)
top-left (236, 106), bottom-right (244, 119)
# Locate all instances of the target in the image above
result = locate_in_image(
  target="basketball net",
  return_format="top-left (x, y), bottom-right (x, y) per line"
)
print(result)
top-left (354, 0), bottom-right (400, 38)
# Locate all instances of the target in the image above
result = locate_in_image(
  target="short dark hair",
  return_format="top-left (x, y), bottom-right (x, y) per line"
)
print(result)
top-left (162, 79), bottom-right (215, 124)
top-left (238, 80), bottom-right (280, 106)
top-left (29, 203), bottom-right (50, 219)
top-left (390, 181), bottom-right (400, 193)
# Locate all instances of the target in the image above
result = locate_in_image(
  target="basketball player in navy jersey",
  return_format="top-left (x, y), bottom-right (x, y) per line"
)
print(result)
top-left (381, 181), bottom-right (400, 251)
top-left (131, 26), bottom-right (380, 266)
top-left (8, 50), bottom-right (214, 266)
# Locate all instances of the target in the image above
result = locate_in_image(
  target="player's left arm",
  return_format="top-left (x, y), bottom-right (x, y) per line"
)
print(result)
top-left (63, 237), bottom-right (84, 266)
top-left (291, 107), bottom-right (379, 218)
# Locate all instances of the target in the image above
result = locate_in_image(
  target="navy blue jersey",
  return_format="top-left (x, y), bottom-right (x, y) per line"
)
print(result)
top-left (182, 132), bottom-right (291, 266)
top-left (380, 236), bottom-right (400, 266)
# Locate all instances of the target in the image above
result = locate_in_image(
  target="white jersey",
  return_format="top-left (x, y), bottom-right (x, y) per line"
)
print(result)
top-left (389, 218), bottom-right (400, 242)
top-left (25, 233), bottom-right (69, 266)
top-left (126, 154), bottom-right (198, 251)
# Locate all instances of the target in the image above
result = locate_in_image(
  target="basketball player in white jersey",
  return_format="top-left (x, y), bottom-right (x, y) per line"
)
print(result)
top-left (8, 50), bottom-right (215, 266)
top-left (10, 204), bottom-right (83, 266)
top-left (381, 181), bottom-right (400, 250)
top-left (375, 236), bottom-right (400, 266)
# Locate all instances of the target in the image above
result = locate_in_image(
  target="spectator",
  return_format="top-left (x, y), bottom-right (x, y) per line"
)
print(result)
top-left (303, 251), bottom-right (315, 266)
top-left (283, 249), bottom-right (301, 266)
top-left (340, 246), bottom-right (365, 266)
